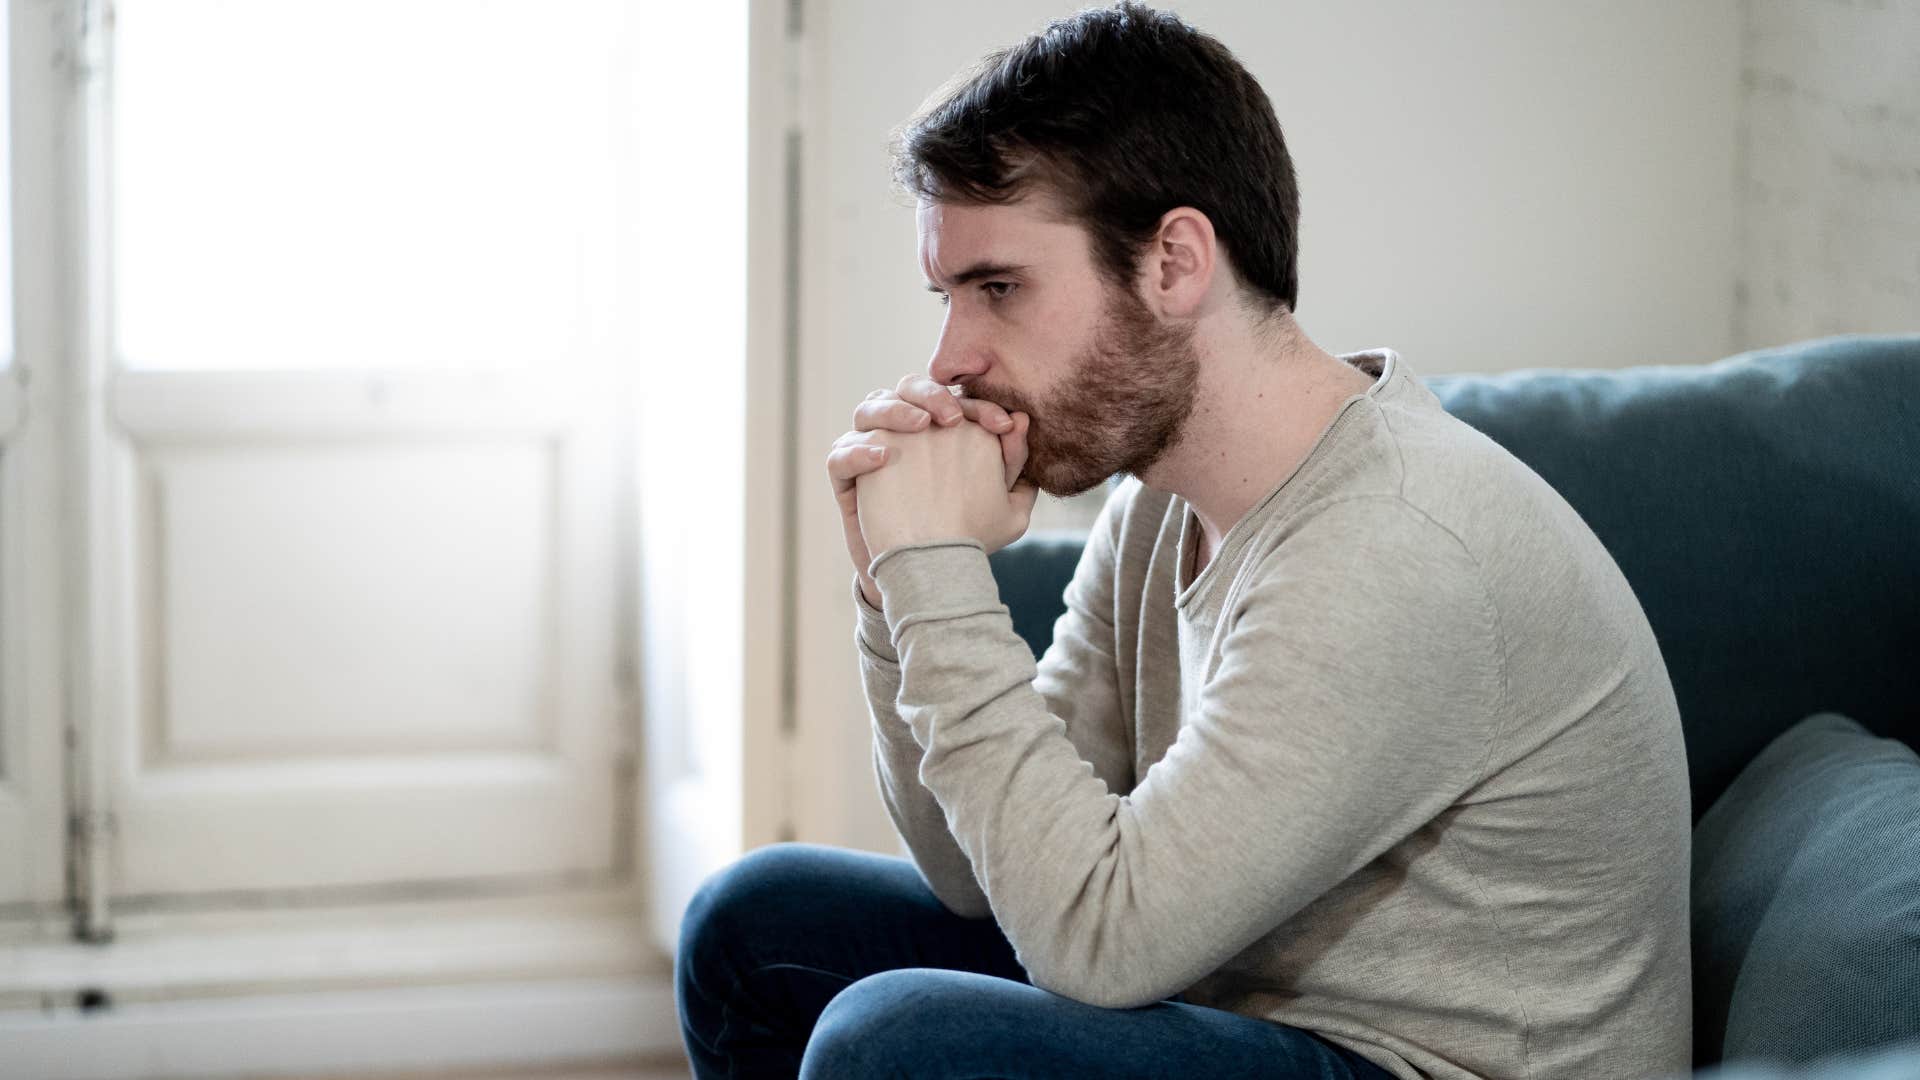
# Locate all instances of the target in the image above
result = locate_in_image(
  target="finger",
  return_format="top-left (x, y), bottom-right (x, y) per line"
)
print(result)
top-left (832, 429), bottom-right (883, 450)
top-left (956, 397), bottom-right (1014, 433)
top-left (833, 427), bottom-right (906, 449)
top-left (895, 373), bottom-right (966, 425)
top-left (854, 388), bottom-right (897, 425)
top-left (825, 442), bottom-right (890, 488)
top-left (852, 396), bottom-right (935, 433)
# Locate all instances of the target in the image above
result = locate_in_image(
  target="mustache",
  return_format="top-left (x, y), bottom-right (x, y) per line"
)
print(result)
top-left (959, 381), bottom-right (1041, 421)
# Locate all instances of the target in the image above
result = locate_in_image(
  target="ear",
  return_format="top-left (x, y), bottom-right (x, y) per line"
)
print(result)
top-left (1140, 206), bottom-right (1216, 319)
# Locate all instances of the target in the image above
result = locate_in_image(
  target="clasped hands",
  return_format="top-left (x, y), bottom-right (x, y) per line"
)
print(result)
top-left (827, 374), bottom-right (1040, 607)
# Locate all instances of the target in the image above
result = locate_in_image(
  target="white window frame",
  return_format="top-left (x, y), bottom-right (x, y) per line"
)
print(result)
top-left (0, 1), bottom-right (796, 1073)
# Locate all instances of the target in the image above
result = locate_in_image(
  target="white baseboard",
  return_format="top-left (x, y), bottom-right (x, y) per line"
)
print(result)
top-left (0, 975), bottom-right (683, 1080)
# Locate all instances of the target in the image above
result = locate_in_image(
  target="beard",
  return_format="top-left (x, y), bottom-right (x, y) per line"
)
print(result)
top-left (963, 283), bottom-right (1201, 499)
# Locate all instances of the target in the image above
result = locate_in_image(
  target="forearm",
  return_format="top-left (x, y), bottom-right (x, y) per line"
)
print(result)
top-left (853, 576), bottom-right (993, 919)
top-left (867, 515), bottom-right (1506, 1010)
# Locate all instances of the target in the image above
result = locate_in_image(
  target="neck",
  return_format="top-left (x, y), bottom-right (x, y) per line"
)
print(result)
top-left (1140, 311), bottom-right (1377, 558)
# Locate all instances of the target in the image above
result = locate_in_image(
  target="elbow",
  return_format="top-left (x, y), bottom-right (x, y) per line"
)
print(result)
top-left (933, 886), bottom-right (993, 921)
top-left (1027, 963), bottom-right (1165, 1011)
top-left (913, 864), bottom-right (992, 920)
top-left (1020, 915), bottom-right (1190, 1008)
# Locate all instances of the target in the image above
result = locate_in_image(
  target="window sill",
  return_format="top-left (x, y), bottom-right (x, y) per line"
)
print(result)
top-left (0, 885), bottom-right (668, 1007)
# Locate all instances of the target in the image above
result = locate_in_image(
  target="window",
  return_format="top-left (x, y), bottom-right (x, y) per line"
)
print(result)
top-left (112, 0), bottom-right (624, 373)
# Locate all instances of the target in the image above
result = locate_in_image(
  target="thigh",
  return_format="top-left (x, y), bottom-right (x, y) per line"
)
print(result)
top-left (802, 968), bottom-right (1395, 1080)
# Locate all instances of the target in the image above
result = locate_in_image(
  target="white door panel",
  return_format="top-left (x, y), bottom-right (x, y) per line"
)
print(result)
top-left (148, 442), bottom-right (554, 759)
top-left (70, 1), bottom-right (643, 910)
top-left (97, 374), bottom-right (624, 901)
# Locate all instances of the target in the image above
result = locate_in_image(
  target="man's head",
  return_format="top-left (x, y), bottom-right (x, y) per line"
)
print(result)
top-left (894, 2), bottom-right (1302, 496)
top-left (896, 2), bottom-right (1300, 313)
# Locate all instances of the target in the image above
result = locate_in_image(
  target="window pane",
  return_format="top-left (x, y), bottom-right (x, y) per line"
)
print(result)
top-left (113, 1), bottom-right (625, 372)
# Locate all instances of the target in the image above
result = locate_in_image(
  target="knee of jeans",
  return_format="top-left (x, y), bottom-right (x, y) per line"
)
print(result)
top-left (804, 970), bottom-right (940, 1074)
top-left (677, 842), bottom-right (833, 976)
top-left (802, 968), bottom-right (978, 1075)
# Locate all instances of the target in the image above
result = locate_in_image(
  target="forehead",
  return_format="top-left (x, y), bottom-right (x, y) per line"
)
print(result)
top-left (916, 194), bottom-right (1085, 281)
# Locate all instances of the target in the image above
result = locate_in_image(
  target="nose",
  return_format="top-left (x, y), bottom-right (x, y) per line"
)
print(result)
top-left (927, 312), bottom-right (992, 388)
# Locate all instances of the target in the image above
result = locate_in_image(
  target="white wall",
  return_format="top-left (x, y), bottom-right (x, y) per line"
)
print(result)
top-left (1735, 0), bottom-right (1920, 349)
top-left (788, 0), bottom-right (1745, 853)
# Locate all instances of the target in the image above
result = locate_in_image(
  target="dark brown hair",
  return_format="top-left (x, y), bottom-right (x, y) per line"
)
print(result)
top-left (893, 2), bottom-right (1301, 313)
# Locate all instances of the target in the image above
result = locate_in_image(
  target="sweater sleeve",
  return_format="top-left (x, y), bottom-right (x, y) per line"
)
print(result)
top-left (868, 496), bottom-right (1505, 1009)
top-left (855, 575), bottom-right (993, 918)
top-left (854, 492), bottom-right (1136, 921)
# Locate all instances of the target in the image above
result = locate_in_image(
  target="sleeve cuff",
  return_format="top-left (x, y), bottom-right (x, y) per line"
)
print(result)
top-left (851, 573), bottom-right (900, 665)
top-left (868, 539), bottom-right (1006, 650)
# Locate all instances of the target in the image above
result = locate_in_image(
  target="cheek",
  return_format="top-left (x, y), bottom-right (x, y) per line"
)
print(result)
top-left (1023, 297), bottom-right (1100, 377)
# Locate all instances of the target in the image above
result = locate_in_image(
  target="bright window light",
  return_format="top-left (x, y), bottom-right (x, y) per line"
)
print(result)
top-left (112, 1), bottom-right (627, 372)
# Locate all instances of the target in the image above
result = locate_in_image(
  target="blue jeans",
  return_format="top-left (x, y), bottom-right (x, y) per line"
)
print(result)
top-left (675, 842), bottom-right (1397, 1079)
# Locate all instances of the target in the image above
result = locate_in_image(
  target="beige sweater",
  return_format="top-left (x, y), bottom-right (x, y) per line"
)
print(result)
top-left (853, 348), bottom-right (1692, 1080)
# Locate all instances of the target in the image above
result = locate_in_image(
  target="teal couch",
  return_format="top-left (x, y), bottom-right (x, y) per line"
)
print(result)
top-left (986, 335), bottom-right (1920, 1078)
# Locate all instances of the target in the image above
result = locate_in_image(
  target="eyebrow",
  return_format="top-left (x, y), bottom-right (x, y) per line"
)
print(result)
top-left (924, 261), bottom-right (1028, 292)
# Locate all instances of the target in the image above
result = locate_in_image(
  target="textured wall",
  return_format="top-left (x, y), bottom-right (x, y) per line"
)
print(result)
top-left (1736, 0), bottom-right (1920, 349)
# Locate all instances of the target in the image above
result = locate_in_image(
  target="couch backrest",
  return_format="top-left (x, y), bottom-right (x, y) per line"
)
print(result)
top-left (990, 335), bottom-right (1920, 820)
top-left (1426, 335), bottom-right (1919, 818)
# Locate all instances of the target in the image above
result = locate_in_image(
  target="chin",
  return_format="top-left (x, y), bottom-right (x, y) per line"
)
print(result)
top-left (1028, 455), bottom-right (1117, 500)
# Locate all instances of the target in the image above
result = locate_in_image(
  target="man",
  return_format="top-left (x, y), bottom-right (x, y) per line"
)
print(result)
top-left (677, 4), bottom-right (1692, 1078)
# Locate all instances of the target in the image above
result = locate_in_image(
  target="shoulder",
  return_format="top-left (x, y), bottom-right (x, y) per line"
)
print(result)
top-left (1257, 493), bottom-right (1478, 574)
top-left (1233, 495), bottom-right (1507, 711)
top-left (1241, 494), bottom-right (1494, 638)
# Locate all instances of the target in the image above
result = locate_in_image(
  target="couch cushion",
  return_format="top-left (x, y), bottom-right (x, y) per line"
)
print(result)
top-left (1425, 335), bottom-right (1920, 816)
top-left (1691, 712), bottom-right (1920, 1067)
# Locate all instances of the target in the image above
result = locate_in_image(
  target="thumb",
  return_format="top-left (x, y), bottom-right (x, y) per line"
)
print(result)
top-left (1009, 478), bottom-right (1040, 518)
top-left (993, 478), bottom-right (1042, 554)
top-left (1001, 413), bottom-right (1030, 492)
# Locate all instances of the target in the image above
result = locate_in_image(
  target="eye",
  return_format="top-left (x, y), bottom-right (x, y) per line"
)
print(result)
top-left (982, 281), bottom-right (1015, 302)
top-left (934, 291), bottom-right (951, 307)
